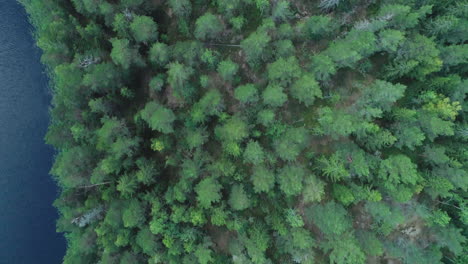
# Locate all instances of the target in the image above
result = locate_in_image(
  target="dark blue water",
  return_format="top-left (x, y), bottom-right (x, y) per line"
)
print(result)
top-left (0, 1), bottom-right (65, 263)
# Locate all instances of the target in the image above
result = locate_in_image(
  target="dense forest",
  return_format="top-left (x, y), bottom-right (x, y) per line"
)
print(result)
top-left (20, 0), bottom-right (467, 263)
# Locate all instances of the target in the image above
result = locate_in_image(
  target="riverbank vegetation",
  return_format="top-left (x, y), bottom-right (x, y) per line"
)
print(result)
top-left (21, 0), bottom-right (467, 263)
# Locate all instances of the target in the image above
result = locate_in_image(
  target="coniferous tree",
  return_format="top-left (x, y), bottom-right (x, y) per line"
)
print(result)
top-left (22, 1), bottom-right (468, 263)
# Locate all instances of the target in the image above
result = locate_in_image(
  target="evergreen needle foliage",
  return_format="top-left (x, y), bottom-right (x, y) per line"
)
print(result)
top-left (20, 0), bottom-right (468, 263)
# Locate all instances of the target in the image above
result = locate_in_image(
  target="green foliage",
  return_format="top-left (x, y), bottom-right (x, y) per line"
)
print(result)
top-left (303, 15), bottom-right (333, 39)
top-left (140, 102), bottom-right (176, 134)
top-left (122, 200), bottom-right (146, 228)
top-left (167, 62), bottom-right (194, 97)
top-left (274, 39), bottom-right (295, 58)
top-left (119, 251), bottom-right (139, 264)
top-left (306, 202), bottom-right (351, 237)
top-left (215, 0), bottom-right (242, 17)
top-left (378, 4), bottom-right (432, 30)
top-left (210, 206), bottom-right (228, 226)
top-left (120, 87), bottom-right (134, 98)
top-left (272, 1), bottom-right (291, 22)
top-left (215, 116), bottom-right (248, 143)
top-left (356, 231), bottom-right (383, 257)
top-left (130, 15), bottom-right (158, 43)
top-left (117, 174), bottom-right (138, 198)
top-left (319, 0), bottom-right (340, 11)
top-left (82, 62), bottom-right (120, 92)
top-left (262, 83), bottom-right (287, 107)
top-left (185, 128), bottom-right (208, 150)
top-left (110, 38), bottom-right (143, 70)
top-left (347, 30), bottom-right (378, 57)
top-left (378, 154), bottom-right (419, 188)
top-left (384, 239), bottom-right (443, 264)
top-left (136, 227), bottom-right (159, 256)
top-left (53, 63), bottom-right (84, 107)
top-left (136, 158), bottom-right (158, 185)
top-left (427, 13), bottom-right (467, 43)
top-left (392, 108), bottom-right (425, 149)
top-left (241, 30), bottom-right (271, 66)
top-left (433, 225), bottom-right (466, 255)
top-left (240, 224), bottom-right (271, 263)
top-left (302, 175), bottom-right (326, 203)
top-left (172, 41), bottom-right (203, 66)
top-left (243, 141), bottom-right (265, 165)
top-left (291, 74), bottom-right (322, 106)
top-left (441, 44), bottom-right (468, 67)
top-left (195, 177), bottom-right (222, 209)
top-left (387, 34), bottom-right (442, 80)
top-left (51, 146), bottom-right (94, 188)
top-left (201, 49), bottom-right (219, 69)
top-left (276, 227), bottom-right (315, 263)
top-left (195, 244), bottom-right (214, 264)
top-left (25, 0), bottom-right (468, 263)
top-left (310, 54), bottom-right (336, 81)
top-left (365, 202), bottom-right (404, 235)
top-left (149, 42), bottom-right (170, 67)
top-left (321, 233), bottom-right (366, 264)
top-left (191, 89), bottom-right (224, 123)
top-left (229, 184), bottom-right (250, 211)
top-left (332, 184), bottom-right (355, 206)
top-left (235, 84), bottom-right (258, 104)
top-left (318, 153), bottom-right (349, 182)
top-left (230, 17), bottom-right (245, 32)
top-left (112, 13), bottom-right (129, 38)
top-left (278, 164), bottom-right (305, 196)
top-left (326, 41), bottom-right (362, 68)
top-left (354, 80), bottom-right (406, 120)
top-left (378, 29), bottom-right (405, 52)
top-left (317, 107), bottom-right (357, 139)
top-left (96, 118), bottom-right (127, 151)
top-left (267, 56), bottom-right (301, 85)
top-left (149, 74), bottom-right (165, 92)
top-left (200, 75), bottom-right (209, 88)
top-left (251, 165), bottom-right (275, 193)
top-left (195, 13), bottom-right (223, 40)
top-left (253, 0), bottom-right (270, 13)
top-left (429, 210), bottom-right (451, 227)
top-left (274, 127), bottom-right (310, 162)
top-left (217, 59), bottom-right (239, 83)
top-left (169, 0), bottom-right (191, 17)
top-left (257, 109), bottom-right (275, 126)
top-left (285, 209), bottom-right (304, 228)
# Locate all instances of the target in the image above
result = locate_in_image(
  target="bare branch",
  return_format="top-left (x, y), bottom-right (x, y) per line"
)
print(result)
top-left (77, 181), bottom-right (112, 189)
top-left (205, 43), bottom-right (241, 47)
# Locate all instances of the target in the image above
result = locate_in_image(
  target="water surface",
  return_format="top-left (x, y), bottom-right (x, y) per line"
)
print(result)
top-left (0, 1), bottom-right (65, 263)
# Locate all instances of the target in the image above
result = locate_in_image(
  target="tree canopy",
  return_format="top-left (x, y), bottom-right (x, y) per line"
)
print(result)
top-left (23, 0), bottom-right (468, 263)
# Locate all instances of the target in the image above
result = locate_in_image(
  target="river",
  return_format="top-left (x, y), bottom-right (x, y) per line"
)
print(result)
top-left (0, 0), bottom-right (65, 263)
